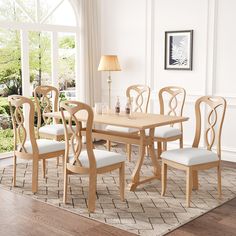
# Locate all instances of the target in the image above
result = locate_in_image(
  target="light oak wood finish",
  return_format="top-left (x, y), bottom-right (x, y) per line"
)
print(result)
top-left (60, 100), bottom-right (125, 212)
top-left (161, 96), bottom-right (227, 207)
top-left (107, 84), bottom-right (151, 161)
top-left (34, 85), bottom-right (64, 167)
top-left (156, 86), bottom-right (186, 159)
top-left (34, 85), bottom-right (62, 139)
top-left (8, 95), bottom-right (65, 193)
top-left (45, 110), bottom-right (188, 191)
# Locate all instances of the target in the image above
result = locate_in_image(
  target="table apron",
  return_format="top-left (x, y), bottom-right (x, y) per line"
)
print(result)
top-left (81, 129), bottom-right (153, 146)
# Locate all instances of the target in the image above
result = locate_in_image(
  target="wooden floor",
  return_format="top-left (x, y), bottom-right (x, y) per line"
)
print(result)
top-left (167, 197), bottom-right (236, 236)
top-left (0, 159), bottom-right (235, 236)
top-left (0, 188), bottom-right (136, 236)
top-left (168, 160), bottom-right (236, 236)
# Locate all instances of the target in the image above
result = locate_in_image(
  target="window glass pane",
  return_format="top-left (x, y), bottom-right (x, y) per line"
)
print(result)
top-left (29, 31), bottom-right (51, 94)
top-left (43, 0), bottom-right (76, 26)
top-left (0, 0), bottom-right (76, 26)
top-left (0, 28), bottom-right (22, 153)
top-left (58, 32), bottom-right (75, 100)
top-left (0, 0), bottom-right (32, 22)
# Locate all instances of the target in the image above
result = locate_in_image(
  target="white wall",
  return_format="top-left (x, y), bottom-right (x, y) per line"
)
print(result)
top-left (100, 0), bottom-right (236, 161)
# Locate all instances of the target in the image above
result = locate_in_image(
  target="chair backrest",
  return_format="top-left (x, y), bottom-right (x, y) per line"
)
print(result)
top-left (192, 96), bottom-right (227, 158)
top-left (159, 86), bottom-right (186, 130)
top-left (60, 100), bottom-right (96, 169)
top-left (126, 84), bottom-right (150, 113)
top-left (8, 95), bottom-right (38, 155)
top-left (34, 85), bottom-right (59, 130)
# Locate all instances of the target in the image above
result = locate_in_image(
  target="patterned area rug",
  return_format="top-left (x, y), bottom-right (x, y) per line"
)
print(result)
top-left (1, 145), bottom-right (236, 236)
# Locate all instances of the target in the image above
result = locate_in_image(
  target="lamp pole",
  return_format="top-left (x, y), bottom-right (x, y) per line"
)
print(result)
top-left (107, 71), bottom-right (112, 109)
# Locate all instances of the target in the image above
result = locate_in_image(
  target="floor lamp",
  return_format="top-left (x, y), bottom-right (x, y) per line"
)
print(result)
top-left (98, 55), bottom-right (121, 109)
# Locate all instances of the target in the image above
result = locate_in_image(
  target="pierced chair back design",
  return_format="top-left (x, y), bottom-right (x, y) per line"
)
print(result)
top-left (60, 100), bottom-right (96, 171)
top-left (34, 85), bottom-right (59, 135)
top-left (192, 96), bottom-right (227, 158)
top-left (8, 95), bottom-right (65, 193)
top-left (154, 86), bottom-right (186, 159)
top-left (60, 100), bottom-right (125, 212)
top-left (159, 86), bottom-right (186, 130)
top-left (106, 84), bottom-right (150, 161)
top-left (9, 95), bottom-right (38, 156)
top-left (161, 96), bottom-right (227, 207)
top-left (34, 85), bottom-right (59, 128)
top-left (126, 84), bottom-right (150, 113)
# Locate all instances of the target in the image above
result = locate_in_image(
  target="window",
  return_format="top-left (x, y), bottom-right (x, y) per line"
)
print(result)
top-left (0, 0), bottom-right (79, 155)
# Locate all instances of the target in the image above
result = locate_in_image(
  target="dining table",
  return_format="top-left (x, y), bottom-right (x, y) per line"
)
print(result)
top-left (44, 110), bottom-right (189, 191)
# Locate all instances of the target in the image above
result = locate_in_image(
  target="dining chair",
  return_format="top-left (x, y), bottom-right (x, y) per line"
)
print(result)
top-left (34, 85), bottom-right (73, 168)
top-left (61, 100), bottom-right (126, 213)
top-left (8, 95), bottom-right (65, 193)
top-left (34, 85), bottom-right (65, 141)
top-left (106, 84), bottom-right (151, 161)
top-left (161, 96), bottom-right (226, 207)
top-left (152, 86), bottom-right (186, 159)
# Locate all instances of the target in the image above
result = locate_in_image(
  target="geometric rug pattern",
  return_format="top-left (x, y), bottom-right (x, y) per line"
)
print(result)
top-left (1, 144), bottom-right (236, 236)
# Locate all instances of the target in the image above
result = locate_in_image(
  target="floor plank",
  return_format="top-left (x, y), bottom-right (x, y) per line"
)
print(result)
top-left (0, 188), bottom-right (136, 236)
top-left (167, 197), bottom-right (236, 236)
top-left (167, 161), bottom-right (236, 236)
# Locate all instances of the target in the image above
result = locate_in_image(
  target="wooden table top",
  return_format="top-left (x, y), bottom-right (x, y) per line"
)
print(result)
top-left (45, 111), bottom-right (189, 130)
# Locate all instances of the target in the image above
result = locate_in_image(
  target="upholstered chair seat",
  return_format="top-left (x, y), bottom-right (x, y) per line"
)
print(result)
top-left (39, 124), bottom-right (74, 136)
top-left (19, 139), bottom-right (65, 154)
top-left (145, 126), bottom-right (182, 139)
top-left (69, 149), bottom-right (125, 168)
top-left (161, 148), bottom-right (218, 166)
top-left (105, 125), bottom-right (139, 133)
top-left (39, 124), bottom-right (65, 136)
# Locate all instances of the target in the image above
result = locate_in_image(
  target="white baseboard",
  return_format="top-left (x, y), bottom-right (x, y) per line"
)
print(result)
top-left (0, 151), bottom-right (13, 159)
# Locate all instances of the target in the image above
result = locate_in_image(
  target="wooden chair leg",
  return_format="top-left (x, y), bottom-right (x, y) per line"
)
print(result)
top-left (163, 142), bottom-right (167, 152)
top-left (217, 164), bottom-right (222, 199)
top-left (57, 157), bottom-right (59, 166)
top-left (157, 141), bottom-right (162, 159)
top-left (13, 155), bottom-right (16, 187)
top-left (107, 140), bottom-right (111, 151)
top-left (161, 161), bottom-right (167, 196)
top-left (186, 168), bottom-right (192, 207)
top-left (63, 169), bottom-right (68, 204)
top-left (192, 170), bottom-right (198, 190)
top-left (62, 155), bottom-right (65, 175)
top-left (42, 159), bottom-right (46, 178)
top-left (127, 144), bottom-right (131, 162)
top-left (179, 136), bottom-right (183, 148)
top-left (88, 173), bottom-right (97, 213)
top-left (119, 162), bottom-right (125, 201)
top-left (32, 159), bottom-right (39, 193)
top-left (145, 146), bottom-right (150, 156)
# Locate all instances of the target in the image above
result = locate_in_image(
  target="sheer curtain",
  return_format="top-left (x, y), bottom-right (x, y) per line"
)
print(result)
top-left (72, 0), bottom-right (101, 106)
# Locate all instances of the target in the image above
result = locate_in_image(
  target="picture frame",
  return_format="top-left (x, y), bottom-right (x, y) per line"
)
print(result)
top-left (164, 30), bottom-right (193, 70)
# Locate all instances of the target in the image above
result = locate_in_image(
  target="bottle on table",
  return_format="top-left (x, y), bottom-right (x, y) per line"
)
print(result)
top-left (125, 97), bottom-right (131, 116)
top-left (115, 96), bottom-right (120, 115)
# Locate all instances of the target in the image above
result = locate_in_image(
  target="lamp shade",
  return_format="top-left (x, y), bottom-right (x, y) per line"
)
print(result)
top-left (98, 55), bottom-right (121, 71)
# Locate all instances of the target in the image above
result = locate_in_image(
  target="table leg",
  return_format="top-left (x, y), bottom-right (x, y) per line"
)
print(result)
top-left (129, 129), bottom-right (161, 191)
top-left (148, 128), bottom-right (161, 179)
top-left (130, 130), bottom-right (146, 191)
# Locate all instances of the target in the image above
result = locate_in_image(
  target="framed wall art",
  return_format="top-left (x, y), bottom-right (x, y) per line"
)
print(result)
top-left (164, 30), bottom-right (193, 70)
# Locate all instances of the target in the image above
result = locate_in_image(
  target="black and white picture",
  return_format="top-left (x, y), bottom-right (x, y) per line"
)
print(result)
top-left (165, 30), bottom-right (193, 70)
